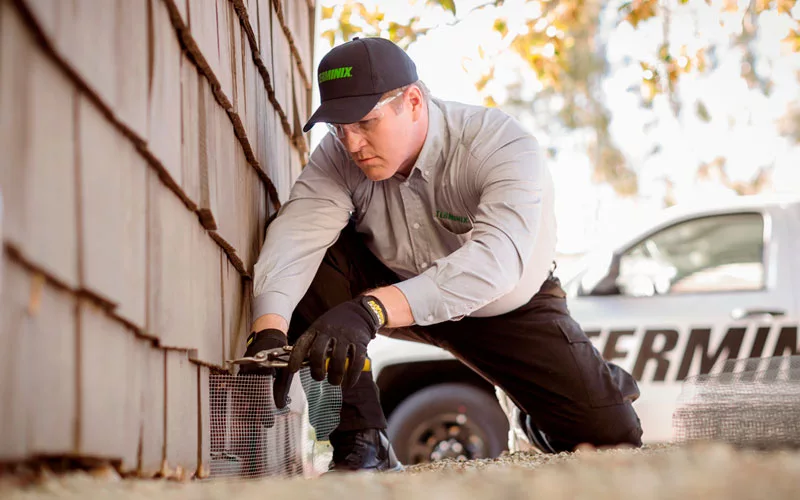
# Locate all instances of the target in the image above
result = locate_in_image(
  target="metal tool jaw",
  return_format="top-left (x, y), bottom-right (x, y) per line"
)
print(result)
top-left (226, 345), bottom-right (297, 369)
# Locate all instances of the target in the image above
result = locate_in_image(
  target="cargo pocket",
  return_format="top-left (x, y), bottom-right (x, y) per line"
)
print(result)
top-left (556, 318), bottom-right (624, 408)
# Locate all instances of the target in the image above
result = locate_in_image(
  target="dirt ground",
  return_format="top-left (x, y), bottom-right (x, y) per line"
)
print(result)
top-left (2, 442), bottom-right (799, 499)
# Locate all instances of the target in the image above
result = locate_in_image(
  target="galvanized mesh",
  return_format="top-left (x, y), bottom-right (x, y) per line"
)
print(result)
top-left (673, 355), bottom-right (800, 449)
top-left (209, 368), bottom-right (342, 479)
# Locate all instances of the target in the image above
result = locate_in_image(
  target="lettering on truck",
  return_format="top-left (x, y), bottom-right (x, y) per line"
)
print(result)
top-left (585, 324), bottom-right (799, 382)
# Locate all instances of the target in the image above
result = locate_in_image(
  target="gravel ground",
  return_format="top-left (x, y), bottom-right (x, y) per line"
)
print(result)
top-left (2, 443), bottom-right (799, 499)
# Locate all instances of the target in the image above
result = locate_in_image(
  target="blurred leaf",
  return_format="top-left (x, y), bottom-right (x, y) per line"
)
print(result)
top-left (755, 0), bottom-right (772, 13)
top-left (483, 96), bottom-right (498, 107)
top-left (777, 105), bottom-right (800, 143)
top-left (475, 68), bottom-right (495, 92)
top-left (321, 5), bottom-right (335, 20)
top-left (722, 0), bottom-right (739, 12)
top-left (619, 0), bottom-right (659, 28)
top-left (356, 3), bottom-right (385, 27)
top-left (321, 29), bottom-right (336, 47)
top-left (695, 48), bottom-right (707, 71)
top-left (658, 43), bottom-right (671, 62)
top-left (591, 140), bottom-right (639, 196)
top-left (776, 0), bottom-right (796, 14)
top-left (427, 0), bottom-right (457, 15)
top-left (493, 18), bottom-right (509, 37)
top-left (784, 25), bottom-right (800, 52)
top-left (696, 100), bottom-right (711, 122)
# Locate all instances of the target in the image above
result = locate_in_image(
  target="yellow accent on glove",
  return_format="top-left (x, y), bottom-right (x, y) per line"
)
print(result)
top-left (324, 358), bottom-right (371, 372)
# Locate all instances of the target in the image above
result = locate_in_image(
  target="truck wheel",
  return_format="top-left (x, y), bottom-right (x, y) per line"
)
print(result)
top-left (386, 383), bottom-right (509, 465)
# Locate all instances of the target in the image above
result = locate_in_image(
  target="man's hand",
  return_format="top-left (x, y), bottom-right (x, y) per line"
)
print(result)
top-left (238, 328), bottom-right (292, 409)
top-left (287, 295), bottom-right (387, 387)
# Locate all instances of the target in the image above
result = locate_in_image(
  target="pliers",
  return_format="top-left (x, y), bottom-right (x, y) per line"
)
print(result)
top-left (227, 346), bottom-right (370, 371)
top-left (227, 345), bottom-right (297, 369)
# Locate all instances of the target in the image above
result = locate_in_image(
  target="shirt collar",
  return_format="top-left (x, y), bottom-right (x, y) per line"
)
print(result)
top-left (409, 98), bottom-right (447, 183)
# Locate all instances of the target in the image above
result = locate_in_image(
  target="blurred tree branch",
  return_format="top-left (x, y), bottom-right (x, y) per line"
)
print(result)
top-left (319, 0), bottom-right (798, 199)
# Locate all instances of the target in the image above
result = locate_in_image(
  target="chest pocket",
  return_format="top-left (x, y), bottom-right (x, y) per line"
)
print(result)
top-left (433, 211), bottom-right (474, 235)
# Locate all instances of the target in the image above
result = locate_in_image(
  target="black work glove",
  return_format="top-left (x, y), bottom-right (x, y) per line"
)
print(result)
top-left (238, 329), bottom-right (292, 410)
top-left (287, 295), bottom-right (387, 387)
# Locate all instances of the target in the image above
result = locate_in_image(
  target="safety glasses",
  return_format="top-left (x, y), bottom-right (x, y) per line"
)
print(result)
top-left (326, 88), bottom-right (406, 142)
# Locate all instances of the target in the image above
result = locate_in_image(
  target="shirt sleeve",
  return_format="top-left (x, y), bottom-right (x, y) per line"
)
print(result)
top-left (394, 133), bottom-right (547, 325)
top-left (251, 135), bottom-right (355, 325)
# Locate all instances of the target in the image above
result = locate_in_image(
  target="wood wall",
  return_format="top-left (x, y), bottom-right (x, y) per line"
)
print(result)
top-left (0, 0), bottom-right (315, 479)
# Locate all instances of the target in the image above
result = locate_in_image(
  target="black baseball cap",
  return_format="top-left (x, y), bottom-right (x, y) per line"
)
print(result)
top-left (302, 37), bottom-right (418, 133)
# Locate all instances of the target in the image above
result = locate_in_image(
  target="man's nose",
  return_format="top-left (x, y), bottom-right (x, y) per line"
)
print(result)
top-left (341, 127), bottom-right (367, 152)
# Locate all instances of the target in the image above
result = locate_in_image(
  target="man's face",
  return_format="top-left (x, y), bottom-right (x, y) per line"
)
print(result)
top-left (332, 89), bottom-right (421, 181)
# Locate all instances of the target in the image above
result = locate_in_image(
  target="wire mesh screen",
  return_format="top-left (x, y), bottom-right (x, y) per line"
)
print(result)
top-left (209, 368), bottom-right (342, 480)
top-left (673, 355), bottom-right (800, 449)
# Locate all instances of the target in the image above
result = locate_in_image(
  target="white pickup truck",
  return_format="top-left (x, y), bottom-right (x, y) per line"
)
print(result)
top-left (369, 195), bottom-right (800, 464)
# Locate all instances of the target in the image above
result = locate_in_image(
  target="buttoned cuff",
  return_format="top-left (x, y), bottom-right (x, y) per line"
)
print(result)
top-left (251, 290), bottom-right (293, 326)
top-left (393, 273), bottom-right (445, 326)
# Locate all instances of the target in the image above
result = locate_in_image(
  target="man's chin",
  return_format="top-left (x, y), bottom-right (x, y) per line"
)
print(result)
top-left (362, 166), bottom-right (394, 181)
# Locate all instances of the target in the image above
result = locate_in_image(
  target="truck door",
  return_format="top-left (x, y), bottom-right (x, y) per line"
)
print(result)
top-left (566, 207), bottom-right (797, 443)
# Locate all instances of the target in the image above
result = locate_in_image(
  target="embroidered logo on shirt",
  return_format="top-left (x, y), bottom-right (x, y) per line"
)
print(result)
top-left (435, 210), bottom-right (470, 224)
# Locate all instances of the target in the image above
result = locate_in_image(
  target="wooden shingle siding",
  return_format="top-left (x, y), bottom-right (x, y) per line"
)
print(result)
top-left (0, 4), bottom-right (79, 289)
top-left (115, 0), bottom-right (150, 140)
top-left (237, 146), bottom-right (268, 276)
top-left (271, 5), bottom-right (293, 131)
top-left (165, 349), bottom-right (199, 474)
top-left (150, 0), bottom-right (184, 186)
top-left (217, 0), bottom-right (235, 105)
top-left (57, 1), bottom-right (118, 117)
top-left (169, 0), bottom-right (190, 32)
top-left (78, 96), bottom-right (148, 329)
top-left (222, 256), bottom-right (251, 362)
top-left (25, 276), bottom-right (78, 458)
top-left (257, 0), bottom-right (272, 78)
top-left (181, 53), bottom-right (203, 210)
top-left (1, 0), bottom-right (314, 474)
top-left (140, 344), bottom-right (166, 476)
top-left (0, 258), bottom-right (77, 460)
top-left (243, 35), bottom-right (261, 169)
top-left (232, 21), bottom-right (247, 137)
top-left (188, 0), bottom-right (222, 92)
top-left (253, 61), bottom-right (272, 178)
top-left (148, 171), bottom-right (224, 365)
top-left (188, 221), bottom-right (224, 367)
top-left (78, 299), bottom-right (139, 469)
top-left (287, 0), bottom-right (312, 79)
top-left (198, 365), bottom-right (212, 478)
top-left (292, 56), bottom-right (309, 139)
top-left (0, 257), bottom-right (27, 461)
top-left (209, 95), bottom-right (239, 253)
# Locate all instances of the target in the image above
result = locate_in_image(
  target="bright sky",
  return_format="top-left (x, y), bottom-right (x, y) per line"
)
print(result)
top-left (310, 0), bottom-right (800, 255)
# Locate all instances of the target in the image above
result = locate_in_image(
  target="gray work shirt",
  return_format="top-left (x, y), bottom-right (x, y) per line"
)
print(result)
top-left (252, 97), bottom-right (556, 326)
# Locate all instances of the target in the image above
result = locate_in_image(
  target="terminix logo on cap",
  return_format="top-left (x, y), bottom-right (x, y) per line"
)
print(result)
top-left (319, 66), bottom-right (353, 83)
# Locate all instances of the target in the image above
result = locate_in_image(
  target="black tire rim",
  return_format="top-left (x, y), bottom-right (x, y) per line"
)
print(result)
top-left (406, 411), bottom-right (489, 464)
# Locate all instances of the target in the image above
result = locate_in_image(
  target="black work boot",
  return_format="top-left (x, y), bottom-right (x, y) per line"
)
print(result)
top-left (521, 414), bottom-right (558, 454)
top-left (327, 429), bottom-right (404, 472)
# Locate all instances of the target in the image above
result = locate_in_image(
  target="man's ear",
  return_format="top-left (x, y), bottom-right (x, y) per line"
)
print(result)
top-left (407, 86), bottom-right (425, 121)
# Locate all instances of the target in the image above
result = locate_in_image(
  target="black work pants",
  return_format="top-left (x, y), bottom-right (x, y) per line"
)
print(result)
top-left (285, 223), bottom-right (643, 452)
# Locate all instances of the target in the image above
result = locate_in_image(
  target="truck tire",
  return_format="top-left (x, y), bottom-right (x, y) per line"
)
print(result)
top-left (386, 383), bottom-right (509, 464)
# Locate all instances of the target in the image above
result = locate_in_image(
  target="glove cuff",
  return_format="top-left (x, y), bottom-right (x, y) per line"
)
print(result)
top-left (359, 295), bottom-right (388, 334)
top-left (246, 328), bottom-right (287, 348)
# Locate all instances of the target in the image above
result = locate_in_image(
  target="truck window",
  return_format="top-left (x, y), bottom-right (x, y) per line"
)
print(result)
top-left (615, 212), bottom-right (765, 296)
